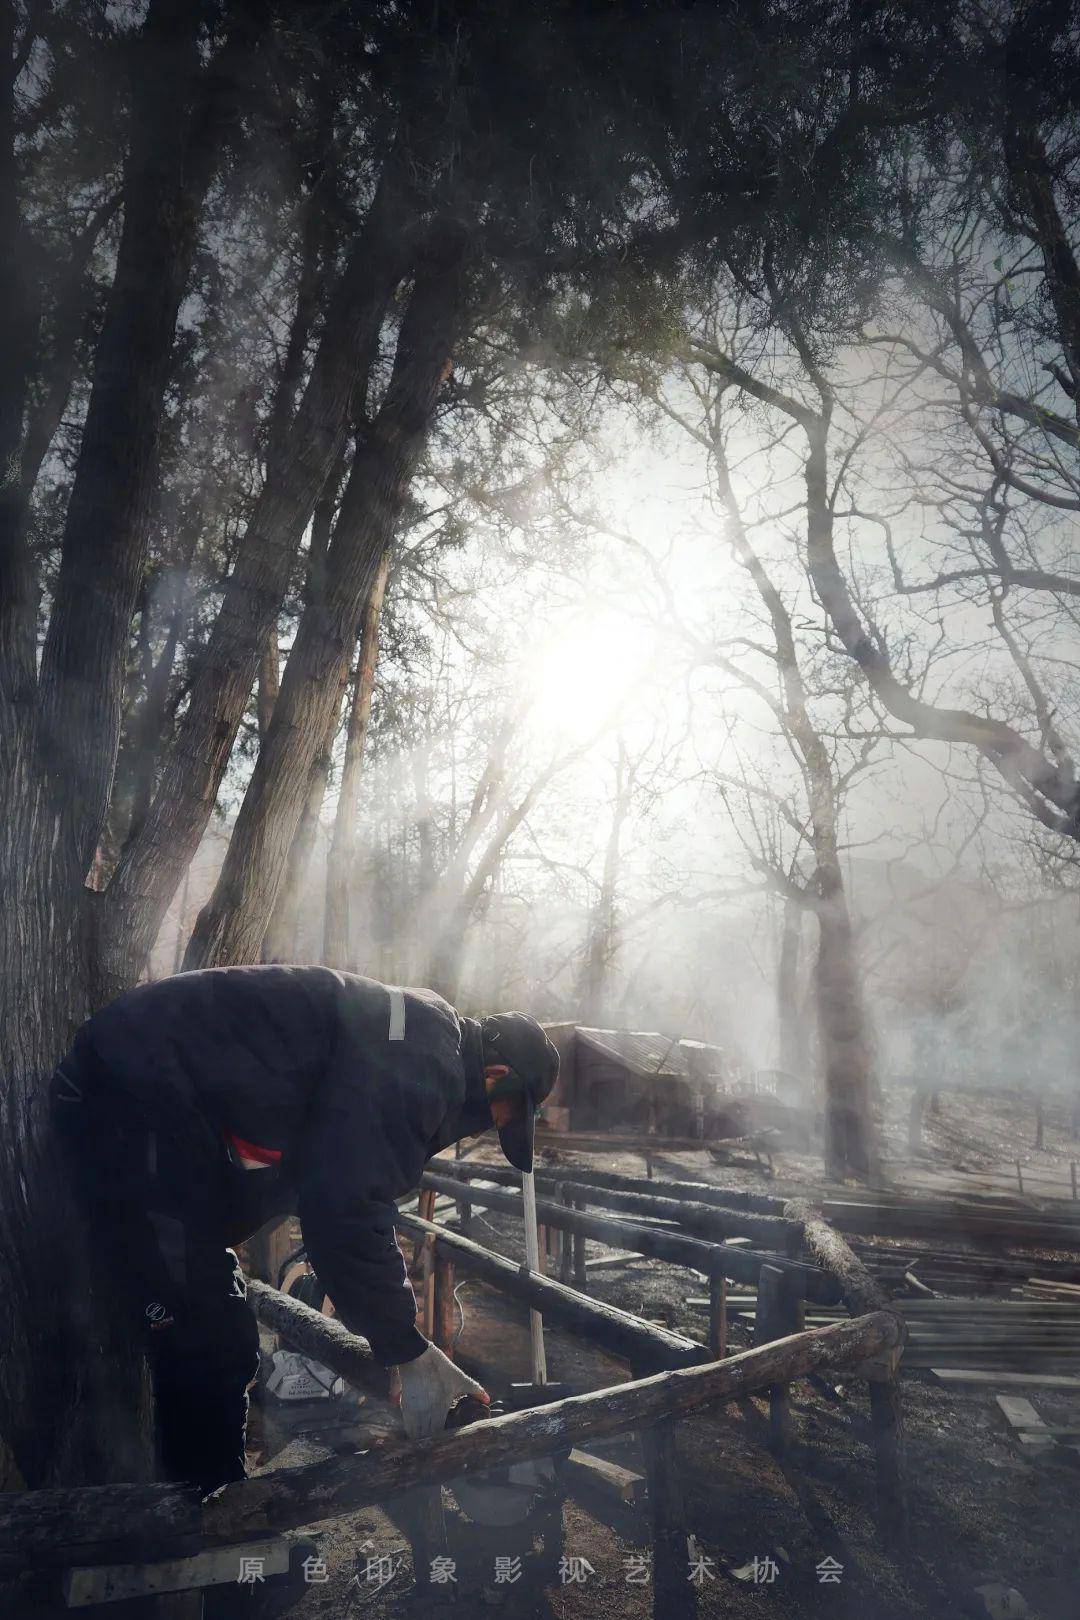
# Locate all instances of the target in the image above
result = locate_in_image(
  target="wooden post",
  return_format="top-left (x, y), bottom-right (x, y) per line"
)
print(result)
top-left (1035, 1097), bottom-right (1044, 1151)
top-left (755, 1264), bottom-right (792, 1453)
top-left (557, 1185), bottom-right (573, 1283)
top-left (708, 1273), bottom-right (727, 1359)
top-left (400, 1234), bottom-right (452, 1597)
top-left (419, 1187), bottom-right (437, 1223)
top-left (868, 1377), bottom-right (906, 1545)
top-left (1016, 1160), bottom-right (1025, 1197)
top-left (433, 1252), bottom-right (457, 1357)
top-left (783, 1198), bottom-right (908, 1544)
top-left (422, 1232), bottom-right (437, 1340)
top-left (397, 1485), bottom-right (453, 1601)
top-left (1071, 1161), bottom-right (1078, 1202)
top-left (456, 1194), bottom-right (472, 1236)
top-left (571, 1195), bottom-right (587, 1291)
top-left (635, 1394), bottom-right (696, 1620)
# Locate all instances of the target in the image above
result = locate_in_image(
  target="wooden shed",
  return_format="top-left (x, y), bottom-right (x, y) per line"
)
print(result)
top-left (539, 1024), bottom-right (729, 1140)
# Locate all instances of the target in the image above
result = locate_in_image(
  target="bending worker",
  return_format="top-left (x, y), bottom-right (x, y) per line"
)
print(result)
top-left (50, 966), bottom-right (559, 1491)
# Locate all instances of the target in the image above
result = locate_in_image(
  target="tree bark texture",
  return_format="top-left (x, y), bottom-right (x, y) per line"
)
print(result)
top-left (0, 0), bottom-right (267, 1495)
top-left (185, 234), bottom-right (466, 969)
top-left (96, 166), bottom-right (416, 997)
top-left (776, 896), bottom-right (804, 1076)
top-left (37, 0), bottom-right (257, 886)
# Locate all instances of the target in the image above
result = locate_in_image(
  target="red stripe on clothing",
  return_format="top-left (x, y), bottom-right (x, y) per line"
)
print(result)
top-left (225, 1131), bottom-right (282, 1166)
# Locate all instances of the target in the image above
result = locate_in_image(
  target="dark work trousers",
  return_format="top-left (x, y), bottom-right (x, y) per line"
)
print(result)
top-left (49, 1055), bottom-right (261, 1492)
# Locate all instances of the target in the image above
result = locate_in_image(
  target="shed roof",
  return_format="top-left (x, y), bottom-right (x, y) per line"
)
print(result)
top-left (576, 1026), bottom-right (725, 1083)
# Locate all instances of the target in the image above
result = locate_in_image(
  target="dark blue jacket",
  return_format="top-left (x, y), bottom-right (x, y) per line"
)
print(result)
top-left (70, 966), bottom-right (491, 1364)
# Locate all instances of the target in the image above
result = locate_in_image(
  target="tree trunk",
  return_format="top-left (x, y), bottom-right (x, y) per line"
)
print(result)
top-left (323, 551), bottom-right (390, 969)
top-left (776, 896), bottom-right (804, 1075)
top-left (0, 0), bottom-right (265, 1495)
top-left (710, 429), bottom-right (878, 1180)
top-left (577, 742), bottom-right (632, 1023)
top-left (185, 234), bottom-right (465, 969)
top-left (261, 460), bottom-right (349, 965)
top-left (257, 626), bottom-right (280, 741)
top-left (37, 0), bottom-right (253, 886)
top-left (260, 694), bottom-right (343, 965)
top-left (95, 165), bottom-right (415, 999)
top-left (814, 856), bottom-right (877, 1182)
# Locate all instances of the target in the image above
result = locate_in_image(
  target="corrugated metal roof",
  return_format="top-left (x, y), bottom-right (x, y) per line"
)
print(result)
top-left (576, 1027), bottom-right (725, 1083)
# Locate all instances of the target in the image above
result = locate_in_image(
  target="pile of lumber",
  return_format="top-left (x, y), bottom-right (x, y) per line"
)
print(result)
top-left (820, 1195), bottom-right (1080, 1251)
top-left (713, 1294), bottom-right (1080, 1376)
top-left (849, 1239), bottom-right (1080, 1295)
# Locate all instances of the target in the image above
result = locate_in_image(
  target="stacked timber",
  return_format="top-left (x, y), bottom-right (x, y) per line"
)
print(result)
top-left (849, 1239), bottom-right (1080, 1295)
top-left (715, 1295), bottom-right (1080, 1375)
top-left (819, 1196), bottom-right (1080, 1250)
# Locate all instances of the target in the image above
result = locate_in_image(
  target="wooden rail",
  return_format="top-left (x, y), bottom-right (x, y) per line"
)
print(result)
top-left (431, 1156), bottom-right (786, 1214)
top-left (395, 1212), bottom-right (709, 1372)
top-left (0, 1311), bottom-right (899, 1576)
top-left (427, 1159), bottom-right (797, 1246)
top-left (418, 1172), bottom-right (839, 1303)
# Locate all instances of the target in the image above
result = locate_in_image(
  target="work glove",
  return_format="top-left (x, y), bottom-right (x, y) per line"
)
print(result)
top-left (391, 1344), bottom-right (490, 1440)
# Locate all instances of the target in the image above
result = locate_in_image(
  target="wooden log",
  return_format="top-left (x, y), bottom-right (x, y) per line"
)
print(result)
top-left (420, 1173), bottom-right (838, 1302)
top-left (783, 1199), bottom-right (907, 1542)
top-left (564, 1449), bottom-right (644, 1503)
top-left (245, 1280), bottom-right (382, 1391)
top-left (397, 1485), bottom-right (453, 1601)
top-left (783, 1202), bottom-right (893, 1320)
top-left (433, 1252), bottom-right (457, 1357)
top-left (555, 1179), bottom-right (796, 1248)
top-left (0, 1314), bottom-right (899, 1576)
top-left (533, 1126), bottom-right (791, 1155)
top-left (869, 1378), bottom-right (905, 1537)
top-left (708, 1273), bottom-right (727, 1359)
top-left (823, 1201), bottom-right (1080, 1250)
top-left (572, 1197), bottom-right (587, 1291)
top-left (397, 1213), bottom-right (707, 1373)
top-left (931, 1369), bottom-right (1080, 1389)
top-left (558, 1185), bottom-right (573, 1284)
top-left (430, 1157), bottom-right (788, 1218)
top-left (639, 1415), bottom-right (695, 1620)
top-left (64, 1539), bottom-right (289, 1606)
top-left (754, 1265), bottom-right (792, 1453)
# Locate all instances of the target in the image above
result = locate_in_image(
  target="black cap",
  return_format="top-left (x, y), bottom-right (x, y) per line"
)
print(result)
top-left (481, 1013), bottom-right (560, 1174)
